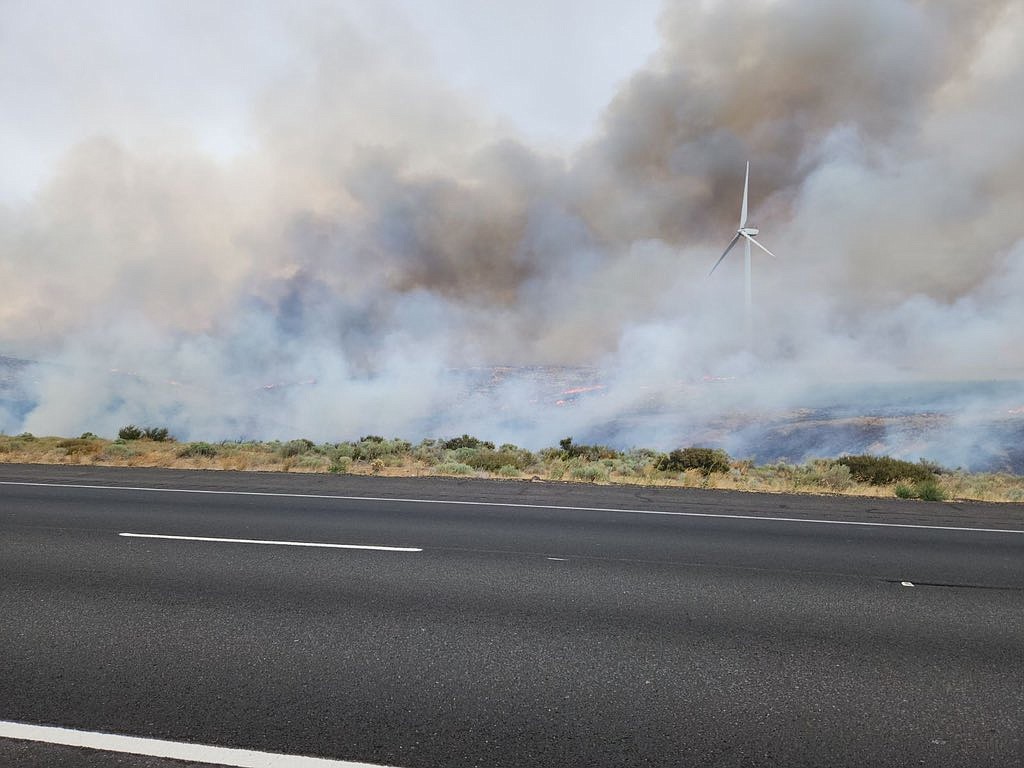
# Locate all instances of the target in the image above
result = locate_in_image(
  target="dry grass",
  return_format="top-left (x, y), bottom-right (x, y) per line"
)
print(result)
top-left (2, 434), bottom-right (1022, 503)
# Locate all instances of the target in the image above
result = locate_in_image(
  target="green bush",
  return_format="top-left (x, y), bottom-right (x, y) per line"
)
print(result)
top-left (332, 443), bottom-right (356, 459)
top-left (79, 432), bottom-right (98, 440)
top-left (449, 446), bottom-right (480, 465)
top-left (916, 458), bottom-right (947, 476)
top-left (329, 456), bottom-right (352, 474)
top-left (658, 447), bottom-right (731, 476)
top-left (837, 455), bottom-right (934, 485)
top-left (558, 437), bottom-right (618, 461)
top-left (279, 439), bottom-right (315, 458)
top-left (442, 434), bottom-right (495, 450)
top-left (893, 480), bottom-right (947, 501)
top-left (143, 426), bottom-right (170, 442)
top-left (497, 464), bottom-right (521, 478)
top-left (915, 479), bottom-right (947, 502)
top-left (118, 425), bottom-right (143, 440)
top-left (352, 437), bottom-right (411, 461)
top-left (894, 483), bottom-right (916, 499)
top-left (102, 443), bottom-right (133, 459)
top-left (546, 459), bottom-right (567, 481)
top-left (177, 442), bottom-right (218, 458)
top-left (413, 440), bottom-right (445, 465)
top-left (819, 463), bottom-right (853, 491)
top-left (463, 447), bottom-right (536, 472)
top-left (436, 461), bottom-right (474, 476)
top-left (571, 463), bottom-right (609, 483)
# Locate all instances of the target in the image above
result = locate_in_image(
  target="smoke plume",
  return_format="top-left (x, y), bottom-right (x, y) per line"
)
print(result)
top-left (2, 0), bottom-right (1023, 470)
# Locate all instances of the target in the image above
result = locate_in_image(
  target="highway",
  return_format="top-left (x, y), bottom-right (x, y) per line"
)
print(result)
top-left (1, 464), bottom-right (1022, 767)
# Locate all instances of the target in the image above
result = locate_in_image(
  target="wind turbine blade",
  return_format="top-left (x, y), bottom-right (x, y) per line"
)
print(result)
top-left (709, 234), bottom-right (741, 275)
top-left (740, 161), bottom-right (749, 229)
top-left (742, 232), bottom-right (778, 259)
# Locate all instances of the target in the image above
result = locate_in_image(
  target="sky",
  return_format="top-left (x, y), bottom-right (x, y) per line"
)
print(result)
top-left (0, 0), bottom-right (663, 202)
top-left (1, 0), bottom-right (1023, 467)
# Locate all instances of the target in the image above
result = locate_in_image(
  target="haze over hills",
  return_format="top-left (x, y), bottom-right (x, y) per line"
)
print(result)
top-left (2, 356), bottom-right (1022, 473)
top-left (2, 1), bottom-right (1023, 469)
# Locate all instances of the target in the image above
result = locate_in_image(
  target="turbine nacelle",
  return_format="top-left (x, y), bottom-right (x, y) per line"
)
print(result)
top-left (707, 160), bottom-right (779, 276)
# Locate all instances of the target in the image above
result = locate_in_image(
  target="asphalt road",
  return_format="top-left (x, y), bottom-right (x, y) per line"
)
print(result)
top-left (1, 464), bottom-right (1022, 767)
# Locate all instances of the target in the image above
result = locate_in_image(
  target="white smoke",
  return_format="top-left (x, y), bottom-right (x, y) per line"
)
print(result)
top-left (1, 0), bottom-right (1022, 470)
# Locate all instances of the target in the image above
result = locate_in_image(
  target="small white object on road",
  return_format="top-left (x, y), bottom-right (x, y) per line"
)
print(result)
top-left (901, 581), bottom-right (915, 587)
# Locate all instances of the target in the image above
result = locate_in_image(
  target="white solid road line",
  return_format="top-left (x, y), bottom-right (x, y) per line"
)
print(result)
top-left (3, 480), bottom-right (1024, 535)
top-left (0, 720), bottom-right (400, 768)
top-left (118, 532), bottom-right (422, 551)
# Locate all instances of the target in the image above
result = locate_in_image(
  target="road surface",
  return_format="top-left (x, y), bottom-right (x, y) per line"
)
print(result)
top-left (1, 465), bottom-right (1022, 767)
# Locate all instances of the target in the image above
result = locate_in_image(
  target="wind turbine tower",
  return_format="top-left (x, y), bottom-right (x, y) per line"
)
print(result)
top-left (709, 161), bottom-right (778, 342)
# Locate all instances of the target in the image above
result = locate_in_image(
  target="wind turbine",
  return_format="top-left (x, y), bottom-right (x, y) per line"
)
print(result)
top-left (708, 161), bottom-right (777, 341)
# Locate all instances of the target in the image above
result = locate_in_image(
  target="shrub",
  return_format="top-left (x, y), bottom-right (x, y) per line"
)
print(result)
top-left (329, 456), bottom-right (352, 474)
top-left (353, 437), bottom-right (411, 461)
top-left (332, 443), bottom-right (356, 459)
top-left (558, 437), bottom-right (617, 461)
top-left (118, 425), bottom-right (144, 440)
top-left (177, 442), bottom-right (218, 458)
top-left (142, 426), bottom-right (170, 442)
top-left (837, 455), bottom-right (934, 485)
top-left (449, 446), bottom-right (480, 465)
top-left (894, 483), bottom-right (916, 499)
top-left (436, 461), bottom-right (473, 476)
top-left (916, 458), bottom-right (947, 476)
top-left (915, 479), bottom-right (947, 502)
top-left (463, 446), bottom-right (536, 472)
top-left (546, 459), bottom-right (567, 480)
top-left (618, 449), bottom-right (660, 477)
top-left (571, 463), bottom-right (609, 483)
top-left (497, 464), bottom-right (521, 478)
top-left (102, 443), bottom-right (133, 459)
top-left (58, 438), bottom-right (100, 455)
top-left (819, 463), bottom-right (853, 491)
top-left (79, 432), bottom-right (98, 440)
top-left (17, 432), bottom-right (35, 440)
top-left (279, 439), bottom-right (315, 458)
top-left (442, 434), bottom-right (495, 450)
top-left (370, 458), bottom-right (385, 474)
top-left (413, 439), bottom-right (445, 464)
top-left (658, 447), bottom-right (731, 476)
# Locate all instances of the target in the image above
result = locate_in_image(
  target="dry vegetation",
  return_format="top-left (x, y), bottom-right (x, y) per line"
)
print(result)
top-left (1, 432), bottom-right (1022, 503)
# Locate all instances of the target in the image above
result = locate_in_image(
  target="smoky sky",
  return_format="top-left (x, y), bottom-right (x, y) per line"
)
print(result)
top-left (1, 0), bottom-right (1022, 465)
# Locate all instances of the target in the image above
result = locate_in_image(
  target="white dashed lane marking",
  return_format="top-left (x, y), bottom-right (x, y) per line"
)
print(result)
top-left (118, 532), bottom-right (422, 552)
top-left (0, 720), bottom-right (402, 767)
